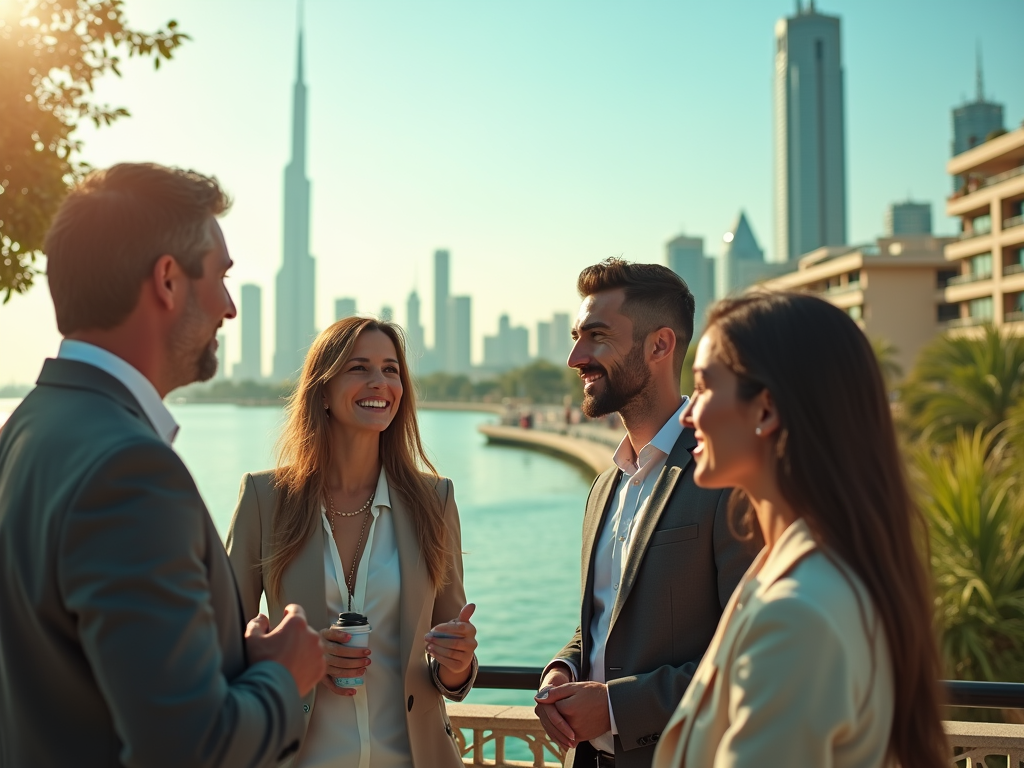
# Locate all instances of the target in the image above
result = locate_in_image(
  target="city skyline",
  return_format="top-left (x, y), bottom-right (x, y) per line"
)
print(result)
top-left (1, 0), bottom-right (1023, 384)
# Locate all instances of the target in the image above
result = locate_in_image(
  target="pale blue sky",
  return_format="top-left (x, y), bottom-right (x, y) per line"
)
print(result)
top-left (2, 0), bottom-right (1023, 384)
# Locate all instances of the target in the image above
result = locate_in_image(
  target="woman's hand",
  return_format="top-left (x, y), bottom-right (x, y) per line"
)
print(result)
top-left (319, 627), bottom-right (372, 697)
top-left (425, 603), bottom-right (478, 688)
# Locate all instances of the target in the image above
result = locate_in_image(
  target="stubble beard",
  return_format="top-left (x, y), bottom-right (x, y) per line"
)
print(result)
top-left (580, 341), bottom-right (654, 421)
top-left (170, 287), bottom-right (220, 388)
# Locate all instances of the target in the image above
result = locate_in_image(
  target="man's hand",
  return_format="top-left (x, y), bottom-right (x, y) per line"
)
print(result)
top-left (534, 664), bottom-right (576, 750)
top-left (537, 681), bottom-right (611, 743)
top-left (245, 604), bottom-right (325, 697)
top-left (425, 603), bottom-right (478, 690)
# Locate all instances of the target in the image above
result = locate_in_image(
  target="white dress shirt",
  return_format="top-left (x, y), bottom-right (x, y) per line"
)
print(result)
top-left (550, 401), bottom-right (687, 755)
top-left (57, 339), bottom-right (179, 445)
top-left (296, 469), bottom-right (412, 768)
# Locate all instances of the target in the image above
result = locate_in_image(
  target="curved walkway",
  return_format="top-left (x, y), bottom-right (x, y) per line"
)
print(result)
top-left (477, 424), bottom-right (615, 476)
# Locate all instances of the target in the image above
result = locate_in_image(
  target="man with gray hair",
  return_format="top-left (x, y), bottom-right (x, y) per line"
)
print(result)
top-left (0, 163), bottom-right (325, 767)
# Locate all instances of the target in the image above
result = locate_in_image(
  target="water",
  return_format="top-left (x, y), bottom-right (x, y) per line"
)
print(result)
top-left (168, 405), bottom-right (589, 710)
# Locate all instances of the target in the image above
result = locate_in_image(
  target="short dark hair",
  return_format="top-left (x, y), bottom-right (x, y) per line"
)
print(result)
top-left (45, 162), bottom-right (231, 334)
top-left (577, 257), bottom-right (696, 369)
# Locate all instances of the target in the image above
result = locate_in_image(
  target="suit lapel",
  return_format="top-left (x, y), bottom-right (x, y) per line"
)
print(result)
top-left (391, 490), bottom-right (431, 685)
top-left (608, 430), bottom-right (696, 634)
top-left (580, 468), bottom-right (621, 677)
top-left (281, 506), bottom-right (331, 629)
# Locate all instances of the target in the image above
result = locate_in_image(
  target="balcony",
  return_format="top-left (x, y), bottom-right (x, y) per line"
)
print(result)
top-left (1004, 263), bottom-right (1024, 277)
top-left (824, 281), bottom-right (862, 295)
top-left (950, 165), bottom-right (1024, 201)
top-left (1004, 214), bottom-right (1024, 231)
top-left (946, 272), bottom-right (992, 286)
top-left (452, 669), bottom-right (1024, 767)
top-left (1006, 311), bottom-right (1024, 324)
top-left (945, 316), bottom-right (992, 329)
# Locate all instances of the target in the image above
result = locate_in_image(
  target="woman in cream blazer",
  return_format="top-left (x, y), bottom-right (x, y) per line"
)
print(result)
top-left (227, 470), bottom-right (471, 767)
top-left (654, 293), bottom-right (948, 768)
top-left (227, 317), bottom-right (477, 768)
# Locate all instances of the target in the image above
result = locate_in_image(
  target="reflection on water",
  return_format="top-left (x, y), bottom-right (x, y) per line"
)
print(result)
top-left (167, 404), bottom-right (588, 708)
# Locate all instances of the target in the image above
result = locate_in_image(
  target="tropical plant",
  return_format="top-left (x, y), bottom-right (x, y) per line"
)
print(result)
top-left (0, 0), bottom-right (188, 301)
top-left (899, 324), bottom-right (1024, 445)
top-left (870, 336), bottom-right (903, 389)
top-left (911, 427), bottom-right (1024, 685)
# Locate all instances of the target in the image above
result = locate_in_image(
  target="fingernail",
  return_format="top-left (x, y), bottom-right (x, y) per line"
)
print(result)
top-left (535, 689), bottom-right (549, 700)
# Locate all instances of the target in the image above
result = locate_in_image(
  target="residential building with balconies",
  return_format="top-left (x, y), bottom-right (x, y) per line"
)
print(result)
top-left (761, 235), bottom-right (956, 373)
top-left (944, 125), bottom-right (1024, 331)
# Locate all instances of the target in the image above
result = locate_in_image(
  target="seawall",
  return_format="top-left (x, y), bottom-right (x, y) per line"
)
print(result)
top-left (477, 424), bottom-right (615, 477)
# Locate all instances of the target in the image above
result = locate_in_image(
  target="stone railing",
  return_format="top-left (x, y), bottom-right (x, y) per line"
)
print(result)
top-left (448, 704), bottom-right (1024, 768)
top-left (946, 720), bottom-right (1024, 766)
top-left (449, 704), bottom-right (564, 767)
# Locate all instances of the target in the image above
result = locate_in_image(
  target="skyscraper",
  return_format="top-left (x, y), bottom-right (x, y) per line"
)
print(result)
top-left (273, 22), bottom-right (316, 381)
top-left (885, 201), bottom-right (932, 236)
top-left (334, 297), bottom-right (357, 321)
top-left (433, 249), bottom-right (450, 368)
top-left (447, 296), bottom-right (472, 373)
top-left (952, 47), bottom-right (1004, 191)
top-left (717, 211), bottom-right (773, 298)
top-left (773, 1), bottom-right (847, 262)
top-left (233, 283), bottom-right (262, 381)
top-left (551, 313), bottom-right (572, 363)
top-left (405, 290), bottom-right (425, 372)
top-left (215, 333), bottom-right (226, 380)
top-left (666, 233), bottom-right (716, 325)
top-left (380, 306), bottom-right (394, 322)
top-left (483, 314), bottom-right (529, 371)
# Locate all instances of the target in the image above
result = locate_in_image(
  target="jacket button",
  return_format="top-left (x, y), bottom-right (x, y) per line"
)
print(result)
top-left (303, 704), bottom-right (310, 713)
top-left (445, 723), bottom-right (453, 736)
top-left (407, 695), bottom-right (414, 712)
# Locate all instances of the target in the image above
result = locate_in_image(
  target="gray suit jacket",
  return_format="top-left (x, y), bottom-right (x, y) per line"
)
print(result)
top-left (555, 428), bottom-right (758, 768)
top-left (0, 359), bottom-right (304, 768)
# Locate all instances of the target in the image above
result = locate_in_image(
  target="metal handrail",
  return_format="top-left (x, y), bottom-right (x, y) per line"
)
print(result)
top-left (476, 666), bottom-right (1024, 709)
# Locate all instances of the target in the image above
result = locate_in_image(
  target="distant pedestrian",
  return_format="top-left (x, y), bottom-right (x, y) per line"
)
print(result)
top-left (653, 292), bottom-right (947, 768)
top-left (0, 163), bottom-right (324, 767)
top-left (534, 258), bottom-right (758, 768)
top-left (227, 316), bottom-right (478, 768)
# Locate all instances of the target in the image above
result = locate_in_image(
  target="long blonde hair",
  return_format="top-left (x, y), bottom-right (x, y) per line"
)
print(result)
top-left (265, 317), bottom-right (450, 599)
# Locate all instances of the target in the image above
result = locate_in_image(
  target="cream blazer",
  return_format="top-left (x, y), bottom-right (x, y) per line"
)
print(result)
top-left (652, 519), bottom-right (895, 768)
top-left (225, 470), bottom-right (475, 768)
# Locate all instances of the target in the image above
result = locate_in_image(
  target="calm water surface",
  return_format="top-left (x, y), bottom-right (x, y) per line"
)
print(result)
top-left (169, 404), bottom-right (589, 708)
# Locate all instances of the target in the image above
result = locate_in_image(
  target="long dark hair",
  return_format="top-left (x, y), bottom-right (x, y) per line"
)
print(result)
top-left (706, 292), bottom-right (946, 768)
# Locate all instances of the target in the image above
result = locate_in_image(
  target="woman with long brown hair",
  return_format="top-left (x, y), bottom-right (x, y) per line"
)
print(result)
top-left (652, 292), bottom-right (947, 768)
top-left (227, 317), bottom-right (478, 768)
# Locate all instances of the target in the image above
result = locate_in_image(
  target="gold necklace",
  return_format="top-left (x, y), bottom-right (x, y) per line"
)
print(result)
top-left (327, 491), bottom-right (375, 532)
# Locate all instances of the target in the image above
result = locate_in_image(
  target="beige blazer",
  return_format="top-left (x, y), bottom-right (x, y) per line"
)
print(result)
top-left (652, 519), bottom-right (895, 768)
top-left (226, 470), bottom-right (475, 768)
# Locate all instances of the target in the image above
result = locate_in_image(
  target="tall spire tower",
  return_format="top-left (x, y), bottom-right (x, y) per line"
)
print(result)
top-left (273, 5), bottom-right (317, 381)
top-left (951, 43), bottom-right (1004, 190)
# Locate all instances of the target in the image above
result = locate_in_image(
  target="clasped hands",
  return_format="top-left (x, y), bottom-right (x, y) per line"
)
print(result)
top-left (534, 665), bottom-right (611, 750)
top-left (317, 602), bottom-right (479, 696)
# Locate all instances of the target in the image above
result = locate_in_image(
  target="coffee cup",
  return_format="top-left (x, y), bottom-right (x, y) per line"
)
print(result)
top-left (332, 612), bottom-right (372, 687)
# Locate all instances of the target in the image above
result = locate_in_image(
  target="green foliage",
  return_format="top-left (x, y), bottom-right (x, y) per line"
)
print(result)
top-left (416, 361), bottom-right (582, 405)
top-left (679, 342), bottom-right (697, 396)
top-left (899, 325), bottom-right (1024, 445)
top-left (173, 379), bottom-right (294, 404)
top-left (870, 336), bottom-right (903, 389)
top-left (416, 372), bottom-right (474, 402)
top-left (497, 360), bottom-right (582, 404)
top-left (911, 428), bottom-right (1024, 683)
top-left (0, 1), bottom-right (188, 301)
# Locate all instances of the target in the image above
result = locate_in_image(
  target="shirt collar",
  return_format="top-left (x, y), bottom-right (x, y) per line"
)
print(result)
top-left (372, 467), bottom-right (391, 513)
top-left (57, 339), bottom-right (180, 445)
top-left (612, 398), bottom-right (689, 476)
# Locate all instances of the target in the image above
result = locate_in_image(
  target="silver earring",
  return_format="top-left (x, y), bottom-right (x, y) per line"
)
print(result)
top-left (755, 427), bottom-right (762, 435)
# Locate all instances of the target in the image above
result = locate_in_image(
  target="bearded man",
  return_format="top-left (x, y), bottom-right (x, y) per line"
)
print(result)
top-left (533, 259), bottom-right (758, 768)
top-left (0, 163), bottom-right (325, 767)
